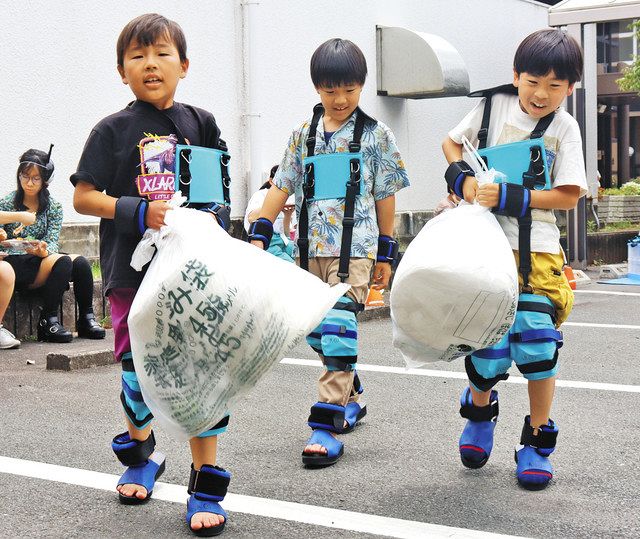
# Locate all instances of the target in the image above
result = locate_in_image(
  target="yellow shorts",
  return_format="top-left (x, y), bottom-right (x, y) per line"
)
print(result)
top-left (513, 250), bottom-right (574, 327)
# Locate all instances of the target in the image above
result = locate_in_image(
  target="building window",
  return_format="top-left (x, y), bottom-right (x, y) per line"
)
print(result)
top-left (597, 19), bottom-right (637, 74)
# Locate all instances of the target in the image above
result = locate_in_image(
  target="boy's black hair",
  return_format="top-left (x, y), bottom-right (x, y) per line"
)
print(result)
top-left (15, 149), bottom-right (51, 215)
top-left (514, 29), bottom-right (583, 85)
top-left (117, 13), bottom-right (187, 67)
top-left (310, 38), bottom-right (367, 88)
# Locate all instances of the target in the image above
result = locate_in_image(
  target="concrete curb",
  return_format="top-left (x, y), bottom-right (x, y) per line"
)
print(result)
top-left (360, 305), bottom-right (390, 322)
top-left (46, 349), bottom-right (114, 371)
top-left (40, 306), bottom-right (390, 372)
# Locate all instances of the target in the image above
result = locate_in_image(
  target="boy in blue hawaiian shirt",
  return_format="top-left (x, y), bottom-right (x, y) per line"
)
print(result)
top-left (250, 38), bottom-right (409, 466)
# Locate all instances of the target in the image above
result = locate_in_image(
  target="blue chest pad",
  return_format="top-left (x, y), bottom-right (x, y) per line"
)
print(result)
top-left (477, 138), bottom-right (551, 191)
top-left (303, 152), bottom-right (365, 201)
top-left (175, 144), bottom-right (230, 204)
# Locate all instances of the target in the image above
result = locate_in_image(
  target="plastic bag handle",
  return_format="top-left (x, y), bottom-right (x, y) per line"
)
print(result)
top-left (461, 136), bottom-right (488, 174)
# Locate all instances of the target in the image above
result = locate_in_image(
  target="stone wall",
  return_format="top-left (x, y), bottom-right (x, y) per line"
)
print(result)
top-left (596, 195), bottom-right (640, 224)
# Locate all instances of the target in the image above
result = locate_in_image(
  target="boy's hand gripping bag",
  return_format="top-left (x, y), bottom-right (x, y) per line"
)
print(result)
top-left (390, 138), bottom-right (518, 366)
top-left (128, 197), bottom-right (349, 439)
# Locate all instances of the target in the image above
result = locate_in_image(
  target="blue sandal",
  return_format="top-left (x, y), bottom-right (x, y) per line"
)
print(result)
top-left (515, 416), bottom-right (558, 490)
top-left (186, 464), bottom-right (231, 537)
top-left (112, 431), bottom-right (166, 505)
top-left (458, 387), bottom-right (499, 469)
top-left (302, 429), bottom-right (344, 467)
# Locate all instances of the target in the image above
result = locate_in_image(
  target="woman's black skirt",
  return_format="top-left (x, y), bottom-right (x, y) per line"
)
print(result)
top-left (3, 254), bottom-right (43, 289)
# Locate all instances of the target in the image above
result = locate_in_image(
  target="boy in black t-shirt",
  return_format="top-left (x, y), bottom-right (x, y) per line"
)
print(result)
top-left (71, 14), bottom-right (231, 536)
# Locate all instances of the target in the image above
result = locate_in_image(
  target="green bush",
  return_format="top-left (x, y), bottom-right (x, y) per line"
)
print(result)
top-left (603, 179), bottom-right (640, 196)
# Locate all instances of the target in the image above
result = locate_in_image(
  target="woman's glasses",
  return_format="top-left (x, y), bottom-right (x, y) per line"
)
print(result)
top-left (19, 173), bottom-right (43, 185)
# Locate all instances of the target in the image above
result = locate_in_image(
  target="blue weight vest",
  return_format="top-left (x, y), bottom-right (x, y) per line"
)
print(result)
top-left (298, 104), bottom-right (376, 282)
top-left (175, 142), bottom-right (231, 205)
top-left (469, 84), bottom-right (556, 290)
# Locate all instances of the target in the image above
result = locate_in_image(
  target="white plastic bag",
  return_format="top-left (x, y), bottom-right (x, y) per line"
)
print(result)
top-left (391, 137), bottom-right (518, 366)
top-left (128, 197), bottom-right (349, 439)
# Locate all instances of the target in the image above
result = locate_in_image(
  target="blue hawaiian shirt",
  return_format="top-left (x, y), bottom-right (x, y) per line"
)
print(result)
top-left (0, 192), bottom-right (63, 254)
top-left (274, 111), bottom-right (410, 259)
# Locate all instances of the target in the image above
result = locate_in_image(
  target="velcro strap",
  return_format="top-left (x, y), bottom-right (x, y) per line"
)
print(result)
top-left (114, 196), bottom-right (145, 236)
top-left (202, 203), bottom-right (231, 232)
top-left (460, 397), bottom-right (499, 422)
top-left (377, 235), bottom-right (399, 263)
top-left (445, 160), bottom-right (474, 199)
top-left (188, 464), bottom-right (231, 498)
top-left (112, 430), bottom-right (156, 466)
top-left (308, 402), bottom-right (346, 433)
top-left (473, 347), bottom-right (509, 359)
top-left (248, 217), bottom-right (274, 249)
top-left (322, 323), bottom-right (357, 339)
top-left (517, 300), bottom-right (556, 319)
top-left (511, 328), bottom-right (563, 343)
top-left (323, 356), bottom-right (357, 371)
top-left (495, 183), bottom-right (530, 218)
top-left (332, 299), bottom-right (364, 314)
top-left (520, 417), bottom-right (558, 449)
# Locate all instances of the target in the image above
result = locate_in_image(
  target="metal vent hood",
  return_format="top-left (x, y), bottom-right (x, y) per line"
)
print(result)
top-left (376, 26), bottom-right (470, 99)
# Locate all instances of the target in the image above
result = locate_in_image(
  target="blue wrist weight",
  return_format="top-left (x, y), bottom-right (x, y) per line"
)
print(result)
top-left (248, 217), bottom-right (274, 249)
top-left (495, 183), bottom-right (531, 218)
top-left (445, 160), bottom-right (474, 199)
top-left (377, 235), bottom-right (399, 263)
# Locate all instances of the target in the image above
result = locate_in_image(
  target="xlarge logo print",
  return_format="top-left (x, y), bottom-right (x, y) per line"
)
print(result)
top-left (136, 133), bottom-right (177, 200)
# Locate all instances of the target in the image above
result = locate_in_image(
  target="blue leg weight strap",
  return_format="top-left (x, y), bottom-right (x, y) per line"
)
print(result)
top-left (308, 402), bottom-right (345, 433)
top-left (511, 294), bottom-right (561, 379)
top-left (320, 299), bottom-right (358, 368)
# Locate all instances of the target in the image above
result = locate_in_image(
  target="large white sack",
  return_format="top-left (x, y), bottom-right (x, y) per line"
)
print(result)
top-left (391, 203), bottom-right (518, 366)
top-left (128, 204), bottom-right (348, 439)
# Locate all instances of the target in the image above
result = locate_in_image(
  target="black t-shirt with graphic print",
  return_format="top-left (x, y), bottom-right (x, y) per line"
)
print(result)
top-left (70, 99), bottom-right (222, 293)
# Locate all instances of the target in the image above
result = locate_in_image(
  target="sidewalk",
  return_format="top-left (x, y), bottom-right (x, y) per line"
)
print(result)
top-left (0, 331), bottom-right (115, 373)
top-left (0, 297), bottom-right (390, 372)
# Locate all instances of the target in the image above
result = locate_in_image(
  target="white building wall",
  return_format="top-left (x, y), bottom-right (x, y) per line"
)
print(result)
top-left (0, 0), bottom-right (548, 223)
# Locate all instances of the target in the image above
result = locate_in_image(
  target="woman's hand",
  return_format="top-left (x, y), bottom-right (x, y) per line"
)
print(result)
top-left (0, 229), bottom-right (7, 242)
top-left (145, 200), bottom-right (172, 230)
top-left (26, 240), bottom-right (48, 258)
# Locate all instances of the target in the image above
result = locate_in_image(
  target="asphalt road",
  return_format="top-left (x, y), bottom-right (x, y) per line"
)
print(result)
top-left (0, 276), bottom-right (639, 538)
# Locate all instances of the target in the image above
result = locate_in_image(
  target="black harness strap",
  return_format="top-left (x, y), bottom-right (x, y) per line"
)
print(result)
top-left (472, 84), bottom-right (555, 289)
top-left (299, 105), bottom-right (374, 281)
top-left (298, 104), bottom-right (324, 272)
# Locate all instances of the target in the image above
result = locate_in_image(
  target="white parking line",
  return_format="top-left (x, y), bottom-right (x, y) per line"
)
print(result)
top-left (0, 456), bottom-right (522, 539)
top-left (563, 321), bottom-right (640, 330)
top-left (574, 290), bottom-right (640, 297)
top-left (280, 359), bottom-right (640, 393)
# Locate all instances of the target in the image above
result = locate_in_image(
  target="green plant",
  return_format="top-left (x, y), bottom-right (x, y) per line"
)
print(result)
top-left (91, 261), bottom-right (101, 279)
top-left (617, 20), bottom-right (640, 93)
top-left (603, 179), bottom-right (640, 195)
top-left (100, 315), bottom-right (112, 329)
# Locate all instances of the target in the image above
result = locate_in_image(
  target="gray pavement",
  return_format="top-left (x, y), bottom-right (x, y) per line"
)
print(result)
top-left (1, 272), bottom-right (639, 538)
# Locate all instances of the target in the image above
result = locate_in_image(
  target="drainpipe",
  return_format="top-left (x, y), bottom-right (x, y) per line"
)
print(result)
top-left (239, 0), bottom-right (261, 217)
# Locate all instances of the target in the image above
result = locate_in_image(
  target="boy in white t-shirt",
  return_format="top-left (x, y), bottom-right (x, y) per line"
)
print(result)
top-left (442, 29), bottom-right (587, 490)
top-left (244, 165), bottom-right (296, 262)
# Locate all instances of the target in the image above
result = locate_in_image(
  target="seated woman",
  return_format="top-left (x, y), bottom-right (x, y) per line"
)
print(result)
top-left (0, 148), bottom-right (105, 343)
top-left (0, 210), bottom-right (36, 349)
top-left (244, 165), bottom-right (296, 262)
